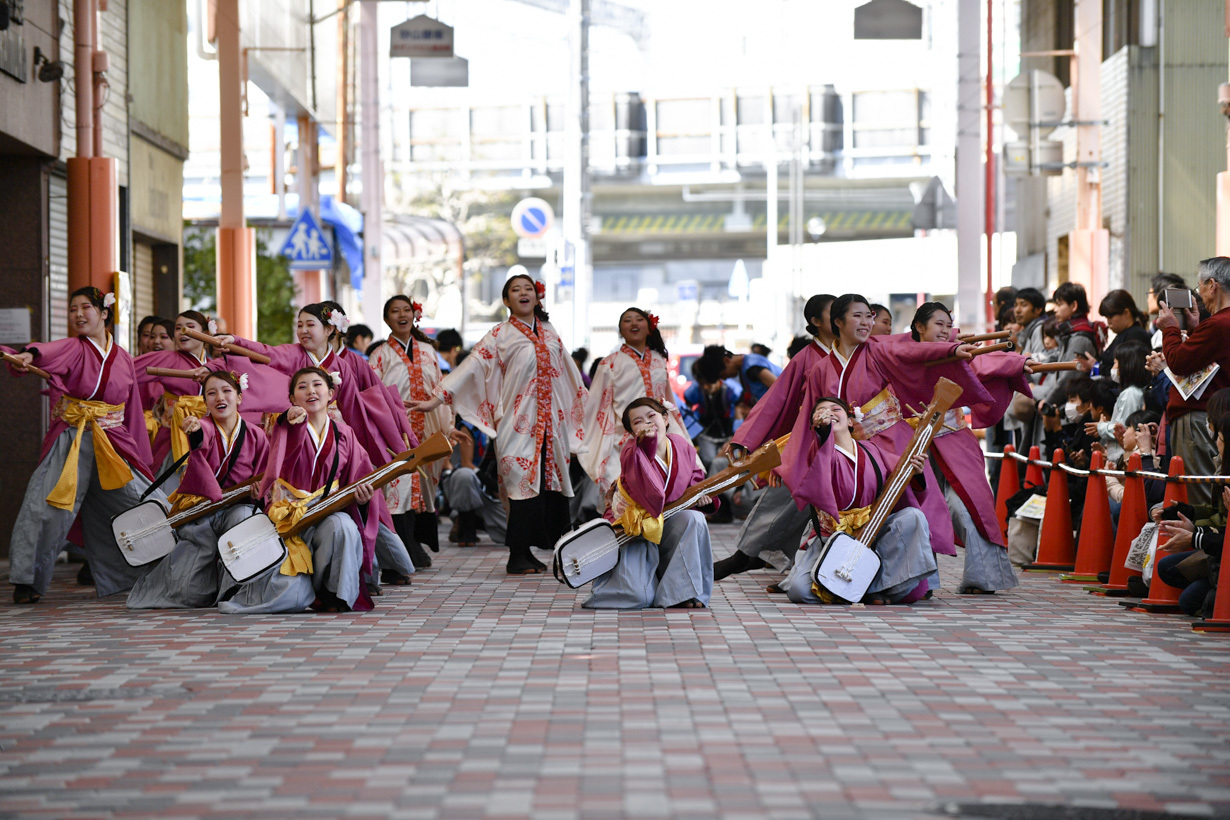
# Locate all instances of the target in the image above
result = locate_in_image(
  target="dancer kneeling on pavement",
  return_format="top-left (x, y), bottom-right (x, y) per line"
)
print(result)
top-left (585, 398), bottom-right (715, 609)
top-left (128, 371), bottom-right (269, 609)
top-left (784, 397), bottom-right (936, 605)
top-left (219, 367), bottom-right (381, 613)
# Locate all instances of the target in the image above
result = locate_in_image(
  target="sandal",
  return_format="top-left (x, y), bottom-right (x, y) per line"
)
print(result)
top-left (765, 583), bottom-right (786, 594)
top-left (669, 598), bottom-right (706, 609)
top-left (957, 586), bottom-right (994, 595)
top-left (380, 570), bottom-right (413, 586)
top-left (863, 595), bottom-right (890, 606)
top-left (507, 547), bottom-right (544, 575)
top-left (13, 584), bottom-right (41, 605)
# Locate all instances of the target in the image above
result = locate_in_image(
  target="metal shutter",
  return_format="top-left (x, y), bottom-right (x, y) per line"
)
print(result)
top-left (48, 174), bottom-right (69, 342)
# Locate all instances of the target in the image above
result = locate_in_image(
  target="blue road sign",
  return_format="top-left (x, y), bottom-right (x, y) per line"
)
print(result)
top-left (279, 209), bottom-right (333, 270)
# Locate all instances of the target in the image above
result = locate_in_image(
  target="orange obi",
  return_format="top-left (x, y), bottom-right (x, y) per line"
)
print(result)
top-left (851, 386), bottom-right (902, 441)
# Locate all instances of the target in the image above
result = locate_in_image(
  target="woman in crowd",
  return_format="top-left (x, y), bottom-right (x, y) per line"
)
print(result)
top-left (127, 370), bottom-right (269, 609)
top-left (783, 397), bottom-right (936, 605)
top-left (410, 274), bottom-right (588, 575)
top-left (1087, 341), bottom-right (1152, 464)
top-left (135, 310), bottom-right (214, 479)
top-left (219, 367), bottom-right (381, 613)
top-left (585, 398), bottom-right (715, 609)
top-left (1090, 289), bottom-right (1151, 375)
top-left (4, 287), bottom-right (159, 604)
top-left (582, 306), bottom-right (698, 499)
top-left (910, 302), bottom-right (1027, 594)
top-left (368, 295), bottom-right (454, 571)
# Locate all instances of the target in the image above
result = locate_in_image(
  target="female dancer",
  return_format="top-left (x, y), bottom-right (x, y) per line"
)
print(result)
top-left (368, 296), bottom-right (453, 561)
top-left (212, 302), bottom-right (417, 583)
top-left (585, 398), bottom-right (716, 609)
top-left (782, 294), bottom-right (992, 575)
top-left (582, 306), bottom-right (699, 498)
top-left (411, 274), bottom-right (588, 575)
top-left (784, 397), bottom-right (936, 604)
top-left (127, 370), bottom-right (269, 608)
top-left (218, 367), bottom-right (380, 613)
top-left (4, 287), bottom-right (159, 604)
top-left (910, 302), bottom-right (1028, 594)
top-left (135, 310), bottom-right (213, 478)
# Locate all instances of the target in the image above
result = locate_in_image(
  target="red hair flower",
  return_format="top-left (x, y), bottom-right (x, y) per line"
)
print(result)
top-left (534, 280), bottom-right (546, 300)
top-left (647, 312), bottom-right (660, 330)
top-left (411, 301), bottom-right (424, 324)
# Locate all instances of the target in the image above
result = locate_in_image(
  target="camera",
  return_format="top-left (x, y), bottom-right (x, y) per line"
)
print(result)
top-left (1039, 401), bottom-right (1059, 418)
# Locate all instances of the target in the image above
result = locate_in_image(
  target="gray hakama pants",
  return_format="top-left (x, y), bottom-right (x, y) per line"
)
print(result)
top-left (374, 521), bottom-right (416, 578)
top-left (584, 510), bottom-right (714, 609)
top-left (945, 484), bottom-right (1019, 592)
top-left (735, 484), bottom-right (811, 571)
top-left (786, 508), bottom-right (936, 605)
top-left (10, 427), bottom-right (164, 598)
top-left (216, 511), bottom-right (363, 613)
top-left (153, 450), bottom-right (184, 495)
top-left (126, 503), bottom-right (259, 609)
top-left (442, 467), bottom-right (508, 544)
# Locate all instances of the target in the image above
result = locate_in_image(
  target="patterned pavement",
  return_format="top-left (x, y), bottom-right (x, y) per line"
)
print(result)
top-left (1, 520), bottom-right (1229, 820)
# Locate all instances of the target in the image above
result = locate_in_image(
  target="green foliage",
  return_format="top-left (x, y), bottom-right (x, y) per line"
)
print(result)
top-left (180, 223), bottom-right (298, 345)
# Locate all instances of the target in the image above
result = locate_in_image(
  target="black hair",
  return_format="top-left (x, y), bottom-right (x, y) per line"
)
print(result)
top-left (381, 295), bottom-right (435, 347)
top-left (588, 356), bottom-right (603, 382)
top-left (870, 303), bottom-right (890, 317)
top-left (154, 318), bottom-right (176, 339)
top-left (137, 315), bottom-right (163, 334)
top-left (619, 307), bottom-right (668, 358)
top-left (1112, 341), bottom-right (1151, 390)
top-left (786, 335), bottom-right (811, 359)
top-left (203, 370), bottom-right (244, 395)
top-left (288, 366), bottom-right (336, 398)
top-left (572, 347), bottom-right (589, 366)
top-left (694, 345), bottom-right (733, 384)
top-left (176, 310), bottom-right (211, 336)
top-left (1098, 289), bottom-right (1147, 327)
top-left (299, 303), bottom-right (344, 341)
top-left (346, 324), bottom-right (374, 346)
top-left (1089, 379), bottom-right (1118, 416)
top-left (829, 293), bottom-right (871, 338)
top-left (803, 293), bottom-right (836, 338)
top-left (502, 274), bottom-right (550, 322)
top-left (69, 286), bottom-right (113, 327)
top-left (1053, 282), bottom-right (1090, 316)
top-left (436, 328), bottom-right (463, 352)
top-left (1214, 412), bottom-right (1230, 477)
top-left (994, 286), bottom-right (1017, 308)
top-left (910, 301), bottom-right (953, 342)
top-left (1206, 388), bottom-right (1230, 426)
top-left (1065, 374), bottom-right (1096, 403)
top-left (1015, 287), bottom-right (1046, 311)
top-left (1150, 272), bottom-right (1187, 296)
top-left (1041, 316), bottom-right (1063, 339)
top-left (812, 395), bottom-right (854, 447)
top-left (621, 397), bottom-right (669, 435)
top-left (750, 343), bottom-right (773, 357)
top-left (1125, 409), bottom-right (1161, 430)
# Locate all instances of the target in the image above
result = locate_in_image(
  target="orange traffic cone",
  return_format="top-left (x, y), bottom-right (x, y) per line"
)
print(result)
top-left (1061, 451), bottom-right (1115, 583)
top-left (1193, 527), bottom-right (1230, 632)
top-left (1023, 446), bottom-right (1045, 490)
top-left (1128, 457), bottom-right (1188, 613)
top-left (1023, 449), bottom-right (1076, 572)
top-left (995, 445), bottom-right (1020, 540)
top-left (1089, 453), bottom-right (1146, 596)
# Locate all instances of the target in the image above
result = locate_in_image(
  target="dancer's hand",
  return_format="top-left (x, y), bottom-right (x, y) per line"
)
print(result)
top-left (181, 415), bottom-right (202, 435)
top-left (354, 482), bottom-right (374, 504)
top-left (286, 406), bottom-right (307, 425)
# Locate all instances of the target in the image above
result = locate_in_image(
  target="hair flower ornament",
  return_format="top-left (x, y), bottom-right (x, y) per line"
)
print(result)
top-left (207, 318), bottom-right (219, 335)
top-left (852, 406), bottom-right (866, 423)
top-left (102, 292), bottom-right (116, 309)
top-left (411, 301), bottom-right (424, 324)
top-left (237, 372), bottom-right (250, 391)
top-left (534, 280), bottom-right (546, 300)
top-left (326, 310), bottom-right (351, 334)
top-left (647, 312), bottom-right (660, 330)
top-left (329, 370), bottom-right (343, 386)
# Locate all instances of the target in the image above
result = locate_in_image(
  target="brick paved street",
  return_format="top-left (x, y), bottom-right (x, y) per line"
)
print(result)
top-left (1, 520), bottom-right (1229, 819)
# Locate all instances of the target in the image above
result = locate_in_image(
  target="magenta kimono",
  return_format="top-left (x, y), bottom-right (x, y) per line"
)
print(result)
top-left (585, 432), bottom-right (716, 609)
top-left (783, 338), bottom-right (993, 556)
top-left (176, 416), bottom-right (270, 502)
top-left (732, 339), bottom-right (829, 451)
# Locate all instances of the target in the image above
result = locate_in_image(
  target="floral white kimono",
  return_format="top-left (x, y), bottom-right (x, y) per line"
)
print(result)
top-left (580, 344), bottom-right (701, 496)
top-left (435, 316), bottom-right (588, 501)
top-left (370, 336), bottom-right (452, 513)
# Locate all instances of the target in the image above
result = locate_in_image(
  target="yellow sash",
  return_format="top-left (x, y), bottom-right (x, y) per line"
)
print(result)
top-left (267, 478), bottom-right (336, 576)
top-left (166, 491), bottom-right (209, 517)
top-left (144, 409), bottom-right (159, 445)
top-left (615, 479), bottom-right (664, 545)
top-left (46, 397), bottom-right (132, 510)
top-left (816, 505), bottom-right (873, 537)
top-left (165, 393), bottom-right (208, 462)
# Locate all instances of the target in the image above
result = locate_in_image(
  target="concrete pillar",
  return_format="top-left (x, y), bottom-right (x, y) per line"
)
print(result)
top-left (296, 114), bottom-right (325, 306)
top-left (360, 1), bottom-right (384, 325)
top-left (215, 0), bottom-right (257, 338)
top-left (1068, 0), bottom-right (1109, 308)
top-left (956, 0), bottom-right (984, 331)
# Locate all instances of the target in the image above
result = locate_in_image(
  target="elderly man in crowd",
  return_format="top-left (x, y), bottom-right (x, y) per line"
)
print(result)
top-left (1157, 256), bottom-right (1230, 512)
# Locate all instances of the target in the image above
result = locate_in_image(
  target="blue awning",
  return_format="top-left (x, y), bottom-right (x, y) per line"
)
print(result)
top-left (320, 195), bottom-right (364, 289)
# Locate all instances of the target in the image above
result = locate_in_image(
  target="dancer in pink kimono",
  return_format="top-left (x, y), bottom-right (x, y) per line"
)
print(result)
top-left (783, 397), bottom-right (936, 604)
top-left (212, 302), bottom-right (417, 585)
top-left (585, 398), bottom-right (716, 609)
top-left (782, 294), bottom-right (993, 590)
top-left (581, 306), bottom-right (699, 498)
top-left (714, 294), bottom-right (836, 584)
top-left (134, 310), bottom-right (214, 477)
top-left (128, 371), bottom-right (270, 609)
top-left (5, 287), bottom-right (159, 604)
top-left (910, 302), bottom-right (1031, 594)
top-left (369, 296), bottom-right (454, 567)
top-left (411, 274), bottom-right (588, 575)
top-left (219, 367), bottom-right (382, 613)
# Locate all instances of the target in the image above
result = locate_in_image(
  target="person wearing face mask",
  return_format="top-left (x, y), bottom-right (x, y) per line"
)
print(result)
top-left (1086, 342), bottom-right (1153, 464)
top-left (581, 307), bottom-right (700, 500)
top-left (410, 274), bottom-right (589, 576)
top-left (127, 371), bottom-right (270, 609)
top-left (780, 294), bottom-right (993, 586)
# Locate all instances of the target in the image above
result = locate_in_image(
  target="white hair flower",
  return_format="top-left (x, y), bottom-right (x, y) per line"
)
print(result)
top-left (238, 373), bottom-right (250, 391)
top-left (661, 400), bottom-right (676, 411)
top-left (852, 406), bottom-right (865, 423)
top-left (102, 293), bottom-right (116, 309)
top-left (329, 370), bottom-right (343, 386)
top-left (208, 319), bottom-right (218, 335)
top-left (327, 311), bottom-right (350, 334)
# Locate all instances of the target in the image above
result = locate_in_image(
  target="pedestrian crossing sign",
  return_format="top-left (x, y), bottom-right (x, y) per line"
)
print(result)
top-left (279, 209), bottom-right (333, 270)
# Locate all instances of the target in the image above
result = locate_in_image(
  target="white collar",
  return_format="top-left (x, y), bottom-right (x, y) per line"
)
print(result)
top-left (84, 334), bottom-right (113, 400)
top-left (813, 338), bottom-right (831, 355)
top-left (835, 441), bottom-right (859, 509)
top-left (214, 418), bottom-right (243, 476)
top-left (654, 439), bottom-right (673, 476)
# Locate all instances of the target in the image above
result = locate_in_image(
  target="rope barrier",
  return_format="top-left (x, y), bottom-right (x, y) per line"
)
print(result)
top-left (984, 449), bottom-right (1230, 485)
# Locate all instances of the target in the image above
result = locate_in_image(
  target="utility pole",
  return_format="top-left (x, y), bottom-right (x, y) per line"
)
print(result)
top-left (956, 0), bottom-right (984, 332)
top-left (562, 0), bottom-right (592, 349)
top-left (216, 0), bottom-right (257, 338)
top-left (360, 0), bottom-right (384, 324)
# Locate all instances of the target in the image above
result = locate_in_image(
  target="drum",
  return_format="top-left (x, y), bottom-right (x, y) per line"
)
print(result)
top-left (552, 519), bottom-right (622, 589)
top-left (111, 499), bottom-right (176, 567)
top-left (811, 532), bottom-right (881, 604)
top-left (217, 514), bottom-right (288, 583)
